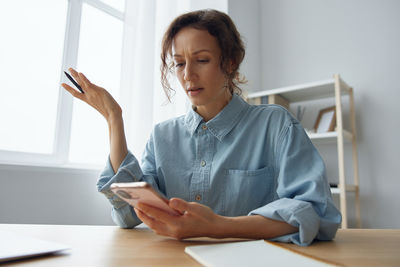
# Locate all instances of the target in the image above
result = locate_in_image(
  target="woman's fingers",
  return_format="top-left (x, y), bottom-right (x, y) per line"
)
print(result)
top-left (65, 68), bottom-right (93, 94)
top-left (77, 73), bottom-right (89, 92)
top-left (78, 72), bottom-right (91, 84)
top-left (169, 198), bottom-right (190, 213)
top-left (170, 198), bottom-right (209, 217)
top-left (136, 202), bottom-right (179, 225)
top-left (67, 68), bottom-right (94, 93)
top-left (62, 68), bottom-right (122, 122)
top-left (68, 67), bottom-right (79, 77)
top-left (134, 207), bottom-right (169, 235)
top-left (135, 201), bottom-right (221, 239)
top-left (68, 68), bottom-right (84, 88)
top-left (61, 83), bottom-right (84, 100)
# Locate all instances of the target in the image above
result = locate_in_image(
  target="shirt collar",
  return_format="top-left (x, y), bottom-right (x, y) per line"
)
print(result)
top-left (184, 94), bottom-right (249, 141)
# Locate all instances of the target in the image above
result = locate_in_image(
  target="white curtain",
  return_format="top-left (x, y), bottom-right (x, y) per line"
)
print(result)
top-left (120, 0), bottom-right (227, 160)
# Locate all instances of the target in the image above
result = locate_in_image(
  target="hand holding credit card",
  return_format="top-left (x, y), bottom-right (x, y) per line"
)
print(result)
top-left (64, 71), bottom-right (84, 94)
top-left (60, 68), bottom-right (124, 126)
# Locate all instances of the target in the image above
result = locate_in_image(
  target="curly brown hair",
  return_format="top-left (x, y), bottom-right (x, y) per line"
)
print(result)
top-left (160, 9), bottom-right (246, 101)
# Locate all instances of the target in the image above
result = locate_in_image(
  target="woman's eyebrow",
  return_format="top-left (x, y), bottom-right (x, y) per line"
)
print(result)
top-left (173, 49), bottom-right (211, 58)
top-left (192, 49), bottom-right (211, 55)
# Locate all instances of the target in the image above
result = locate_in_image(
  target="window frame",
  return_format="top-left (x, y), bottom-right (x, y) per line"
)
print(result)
top-left (0, 0), bottom-right (125, 168)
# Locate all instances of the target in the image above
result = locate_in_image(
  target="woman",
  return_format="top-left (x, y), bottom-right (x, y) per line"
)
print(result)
top-left (62, 9), bottom-right (341, 246)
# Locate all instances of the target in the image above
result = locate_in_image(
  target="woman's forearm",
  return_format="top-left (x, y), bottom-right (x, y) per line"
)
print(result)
top-left (215, 215), bottom-right (298, 239)
top-left (107, 112), bottom-right (128, 173)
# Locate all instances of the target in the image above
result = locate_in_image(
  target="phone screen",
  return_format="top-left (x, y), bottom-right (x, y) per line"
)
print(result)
top-left (111, 182), bottom-right (181, 216)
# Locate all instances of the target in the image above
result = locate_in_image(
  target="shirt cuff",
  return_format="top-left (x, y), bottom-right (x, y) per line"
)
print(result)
top-left (248, 198), bottom-right (320, 246)
top-left (96, 151), bottom-right (144, 209)
top-left (111, 204), bottom-right (142, 228)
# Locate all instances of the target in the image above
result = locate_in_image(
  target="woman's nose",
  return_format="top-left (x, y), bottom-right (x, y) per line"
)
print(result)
top-left (184, 63), bottom-right (196, 81)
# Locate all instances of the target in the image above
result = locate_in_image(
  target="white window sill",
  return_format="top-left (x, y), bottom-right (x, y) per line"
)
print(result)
top-left (0, 161), bottom-right (103, 174)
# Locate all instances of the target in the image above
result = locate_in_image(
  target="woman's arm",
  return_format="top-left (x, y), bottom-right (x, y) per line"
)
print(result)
top-left (62, 68), bottom-right (128, 172)
top-left (134, 198), bottom-right (298, 240)
top-left (63, 68), bottom-right (159, 229)
top-left (107, 114), bottom-right (128, 173)
top-left (217, 215), bottom-right (298, 239)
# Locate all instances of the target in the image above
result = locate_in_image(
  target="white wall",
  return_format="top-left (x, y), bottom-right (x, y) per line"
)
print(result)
top-left (232, 0), bottom-right (399, 228)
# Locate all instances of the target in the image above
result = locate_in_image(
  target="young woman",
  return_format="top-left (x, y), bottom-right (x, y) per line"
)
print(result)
top-left (62, 9), bottom-right (341, 246)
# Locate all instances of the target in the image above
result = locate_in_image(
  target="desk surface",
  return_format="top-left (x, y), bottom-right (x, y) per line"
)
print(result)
top-left (0, 224), bottom-right (399, 267)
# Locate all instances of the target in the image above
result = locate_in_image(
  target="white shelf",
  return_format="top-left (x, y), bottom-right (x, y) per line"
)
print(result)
top-left (248, 78), bottom-right (351, 103)
top-left (330, 185), bottom-right (358, 194)
top-left (307, 130), bottom-right (352, 144)
top-left (247, 75), bottom-right (360, 228)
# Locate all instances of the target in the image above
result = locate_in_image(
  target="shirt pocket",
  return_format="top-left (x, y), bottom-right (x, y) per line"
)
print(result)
top-left (223, 166), bottom-right (276, 216)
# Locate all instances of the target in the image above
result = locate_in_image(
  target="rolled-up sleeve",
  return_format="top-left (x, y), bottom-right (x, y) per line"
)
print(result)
top-left (249, 120), bottom-right (341, 246)
top-left (97, 132), bottom-right (160, 228)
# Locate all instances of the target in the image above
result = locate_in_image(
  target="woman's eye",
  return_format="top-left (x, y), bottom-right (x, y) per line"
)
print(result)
top-left (175, 62), bottom-right (185, 68)
top-left (198, 59), bottom-right (209, 63)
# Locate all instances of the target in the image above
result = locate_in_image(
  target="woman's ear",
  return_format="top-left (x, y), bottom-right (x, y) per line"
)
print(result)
top-left (227, 60), bottom-right (236, 75)
top-left (222, 60), bottom-right (236, 76)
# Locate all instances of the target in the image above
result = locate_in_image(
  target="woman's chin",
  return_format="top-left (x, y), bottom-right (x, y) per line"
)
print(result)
top-left (187, 95), bottom-right (206, 107)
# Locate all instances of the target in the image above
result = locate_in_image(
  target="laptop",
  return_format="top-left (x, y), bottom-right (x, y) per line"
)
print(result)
top-left (0, 230), bottom-right (70, 263)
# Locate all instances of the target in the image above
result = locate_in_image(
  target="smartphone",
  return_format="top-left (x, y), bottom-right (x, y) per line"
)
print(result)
top-left (110, 182), bottom-right (181, 216)
top-left (63, 71), bottom-right (84, 94)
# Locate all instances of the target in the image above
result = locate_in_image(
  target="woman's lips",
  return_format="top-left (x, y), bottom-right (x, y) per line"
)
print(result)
top-left (187, 88), bottom-right (203, 96)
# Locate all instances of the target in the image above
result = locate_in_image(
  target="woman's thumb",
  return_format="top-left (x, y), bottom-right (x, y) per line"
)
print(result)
top-left (169, 198), bottom-right (189, 213)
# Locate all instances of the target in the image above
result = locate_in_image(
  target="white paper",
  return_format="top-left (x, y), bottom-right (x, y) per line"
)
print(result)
top-left (185, 240), bottom-right (335, 267)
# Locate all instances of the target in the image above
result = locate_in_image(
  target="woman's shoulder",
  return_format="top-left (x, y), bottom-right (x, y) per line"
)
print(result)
top-left (153, 114), bottom-right (187, 133)
top-left (243, 104), bottom-right (303, 143)
top-left (246, 104), bottom-right (297, 125)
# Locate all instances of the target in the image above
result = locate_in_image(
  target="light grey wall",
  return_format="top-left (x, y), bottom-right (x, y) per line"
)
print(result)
top-left (252, 0), bottom-right (399, 227)
top-left (0, 164), bottom-right (113, 225)
top-left (228, 0), bottom-right (261, 93)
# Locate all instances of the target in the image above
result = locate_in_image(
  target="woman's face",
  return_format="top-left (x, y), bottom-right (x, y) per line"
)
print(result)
top-left (172, 27), bottom-right (231, 110)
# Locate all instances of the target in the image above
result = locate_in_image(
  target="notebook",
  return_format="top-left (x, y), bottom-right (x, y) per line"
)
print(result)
top-left (185, 240), bottom-right (335, 267)
top-left (0, 230), bottom-right (70, 263)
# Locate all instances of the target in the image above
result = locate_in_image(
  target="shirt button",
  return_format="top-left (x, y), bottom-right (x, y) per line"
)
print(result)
top-left (201, 160), bottom-right (206, 167)
top-left (202, 125), bottom-right (208, 130)
top-left (195, 194), bottom-right (202, 201)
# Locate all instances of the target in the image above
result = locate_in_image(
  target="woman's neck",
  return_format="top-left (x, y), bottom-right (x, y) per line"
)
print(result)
top-left (195, 90), bottom-right (232, 122)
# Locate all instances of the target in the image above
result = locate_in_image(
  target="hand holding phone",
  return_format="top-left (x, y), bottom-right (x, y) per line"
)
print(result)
top-left (110, 182), bottom-right (181, 216)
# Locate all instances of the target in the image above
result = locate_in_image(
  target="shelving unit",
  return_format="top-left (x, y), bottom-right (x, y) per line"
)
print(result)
top-left (246, 74), bottom-right (361, 229)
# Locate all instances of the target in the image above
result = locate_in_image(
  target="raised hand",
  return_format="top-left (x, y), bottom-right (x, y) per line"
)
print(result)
top-left (61, 68), bottom-right (122, 123)
top-left (61, 67), bottom-right (128, 172)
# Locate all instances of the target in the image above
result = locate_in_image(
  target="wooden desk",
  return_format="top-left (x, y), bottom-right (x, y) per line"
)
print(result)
top-left (1, 224), bottom-right (399, 266)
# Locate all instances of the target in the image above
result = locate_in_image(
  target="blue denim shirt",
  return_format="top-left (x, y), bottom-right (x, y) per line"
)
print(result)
top-left (97, 94), bottom-right (341, 246)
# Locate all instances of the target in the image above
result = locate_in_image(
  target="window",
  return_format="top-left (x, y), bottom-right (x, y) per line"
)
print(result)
top-left (0, 0), bottom-right (219, 168)
top-left (0, 0), bottom-right (125, 167)
top-left (99, 0), bottom-right (125, 12)
top-left (0, 0), bottom-right (68, 154)
top-left (69, 3), bottom-right (124, 165)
